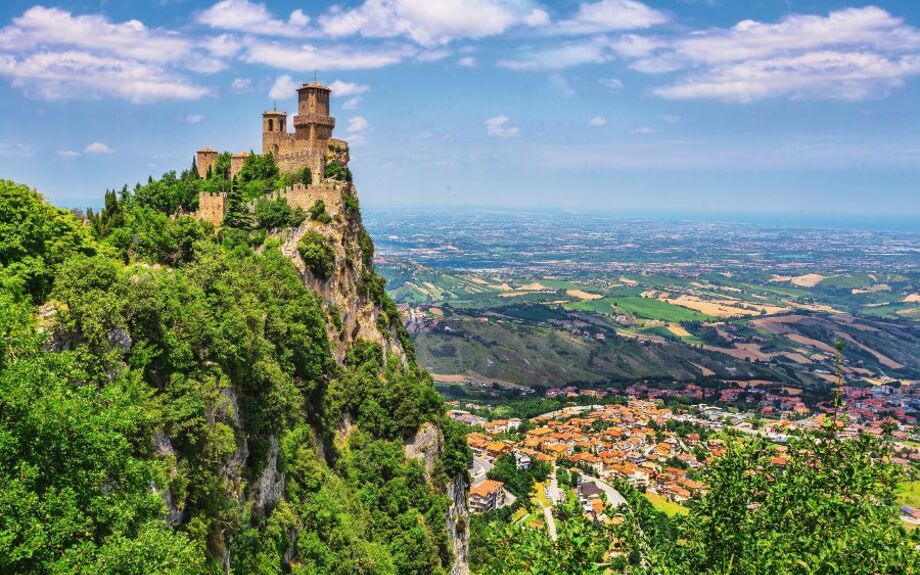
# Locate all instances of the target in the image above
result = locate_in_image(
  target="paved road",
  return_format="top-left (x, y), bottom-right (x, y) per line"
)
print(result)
top-left (543, 506), bottom-right (558, 541)
top-left (546, 463), bottom-right (560, 506)
top-left (593, 477), bottom-right (627, 508)
top-left (470, 456), bottom-right (493, 484)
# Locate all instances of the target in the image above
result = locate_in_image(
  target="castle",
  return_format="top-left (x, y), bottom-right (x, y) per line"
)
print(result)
top-left (194, 80), bottom-right (351, 225)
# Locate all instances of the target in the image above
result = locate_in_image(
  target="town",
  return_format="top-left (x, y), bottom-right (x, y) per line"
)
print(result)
top-left (449, 388), bottom-right (920, 533)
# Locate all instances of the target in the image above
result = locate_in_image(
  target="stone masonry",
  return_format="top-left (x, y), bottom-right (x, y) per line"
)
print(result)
top-left (194, 81), bottom-right (351, 226)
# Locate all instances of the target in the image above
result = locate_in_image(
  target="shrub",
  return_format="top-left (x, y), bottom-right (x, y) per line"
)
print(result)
top-left (324, 161), bottom-right (352, 182)
top-left (297, 230), bottom-right (335, 280)
top-left (308, 199), bottom-right (332, 224)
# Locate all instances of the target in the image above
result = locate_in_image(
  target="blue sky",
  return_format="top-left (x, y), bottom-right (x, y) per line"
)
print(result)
top-left (0, 0), bottom-right (918, 219)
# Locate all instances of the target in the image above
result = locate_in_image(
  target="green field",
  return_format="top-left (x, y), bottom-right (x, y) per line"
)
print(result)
top-left (644, 492), bottom-right (689, 517)
top-left (897, 481), bottom-right (920, 509)
top-left (565, 296), bottom-right (713, 322)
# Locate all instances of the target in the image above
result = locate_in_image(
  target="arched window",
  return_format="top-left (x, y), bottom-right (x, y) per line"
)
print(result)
top-left (268, 118), bottom-right (274, 131)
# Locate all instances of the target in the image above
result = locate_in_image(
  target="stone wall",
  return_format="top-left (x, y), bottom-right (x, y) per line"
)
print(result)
top-left (196, 150), bottom-right (218, 178)
top-left (230, 152), bottom-right (251, 179)
top-left (197, 192), bottom-right (227, 226)
top-left (271, 181), bottom-right (347, 214)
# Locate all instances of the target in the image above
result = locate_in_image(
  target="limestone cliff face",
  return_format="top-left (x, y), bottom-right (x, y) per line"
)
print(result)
top-left (276, 181), bottom-right (471, 573)
top-left (279, 183), bottom-right (406, 363)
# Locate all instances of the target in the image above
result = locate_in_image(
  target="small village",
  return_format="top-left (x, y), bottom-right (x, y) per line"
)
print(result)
top-left (449, 388), bottom-right (920, 530)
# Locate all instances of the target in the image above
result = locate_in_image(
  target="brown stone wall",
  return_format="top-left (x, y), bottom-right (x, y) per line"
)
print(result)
top-left (196, 150), bottom-right (218, 178)
top-left (196, 192), bottom-right (226, 226)
top-left (230, 152), bottom-right (251, 179)
top-left (272, 181), bottom-right (347, 214)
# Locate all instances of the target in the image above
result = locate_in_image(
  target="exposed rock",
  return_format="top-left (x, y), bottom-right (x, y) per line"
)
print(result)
top-left (404, 422), bottom-right (441, 479)
top-left (249, 435), bottom-right (285, 517)
top-left (447, 472), bottom-right (471, 575)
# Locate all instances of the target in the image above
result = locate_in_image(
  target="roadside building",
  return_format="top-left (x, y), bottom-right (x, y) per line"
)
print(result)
top-left (470, 479), bottom-right (506, 512)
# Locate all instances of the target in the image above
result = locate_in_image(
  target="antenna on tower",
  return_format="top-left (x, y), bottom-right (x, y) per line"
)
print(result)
top-left (272, 99), bottom-right (276, 111)
top-left (314, 69), bottom-right (318, 82)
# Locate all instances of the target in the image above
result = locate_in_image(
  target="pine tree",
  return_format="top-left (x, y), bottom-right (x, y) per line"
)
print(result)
top-left (222, 177), bottom-right (251, 229)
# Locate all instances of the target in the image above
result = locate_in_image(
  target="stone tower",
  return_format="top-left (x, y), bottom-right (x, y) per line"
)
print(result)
top-left (294, 81), bottom-right (335, 148)
top-left (262, 109), bottom-right (288, 158)
top-left (195, 147), bottom-right (218, 178)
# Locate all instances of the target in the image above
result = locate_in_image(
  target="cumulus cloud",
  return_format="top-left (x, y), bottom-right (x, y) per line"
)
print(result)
top-left (498, 36), bottom-right (614, 70)
top-left (231, 77), bottom-right (252, 92)
top-left (242, 39), bottom-right (415, 71)
top-left (57, 149), bottom-right (80, 158)
top-left (588, 116), bottom-right (607, 126)
top-left (0, 51), bottom-right (209, 103)
top-left (547, 0), bottom-right (668, 35)
top-left (342, 96), bottom-right (363, 109)
top-left (329, 80), bottom-right (370, 96)
top-left (600, 77), bottom-right (623, 90)
top-left (85, 142), bottom-right (113, 154)
top-left (345, 115), bottom-right (369, 146)
top-left (0, 6), bottom-right (190, 63)
top-left (198, 0), bottom-right (309, 37)
top-left (458, 56), bottom-right (477, 67)
top-left (647, 6), bottom-right (920, 102)
top-left (485, 115), bottom-right (519, 138)
top-left (268, 74), bottom-right (298, 99)
top-left (0, 7), bottom-right (209, 102)
top-left (318, 0), bottom-right (536, 46)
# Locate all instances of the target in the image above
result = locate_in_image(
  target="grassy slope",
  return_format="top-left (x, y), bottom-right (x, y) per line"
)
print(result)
top-left (565, 296), bottom-right (713, 322)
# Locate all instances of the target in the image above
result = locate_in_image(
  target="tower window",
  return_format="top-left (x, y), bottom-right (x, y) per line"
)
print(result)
top-left (268, 118), bottom-right (274, 131)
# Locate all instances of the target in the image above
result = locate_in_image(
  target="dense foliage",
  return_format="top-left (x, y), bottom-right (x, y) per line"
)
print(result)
top-left (473, 430), bottom-right (919, 575)
top-left (298, 230), bottom-right (336, 280)
top-left (0, 178), bottom-right (466, 573)
top-left (486, 453), bottom-right (551, 499)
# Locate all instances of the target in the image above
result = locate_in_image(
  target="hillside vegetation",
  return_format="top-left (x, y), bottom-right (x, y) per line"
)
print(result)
top-left (0, 171), bottom-right (471, 574)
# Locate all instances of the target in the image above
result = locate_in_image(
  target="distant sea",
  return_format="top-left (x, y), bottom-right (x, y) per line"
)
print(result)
top-left (363, 205), bottom-right (920, 234)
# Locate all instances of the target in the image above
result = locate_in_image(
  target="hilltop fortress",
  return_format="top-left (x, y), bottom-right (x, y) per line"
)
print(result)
top-left (195, 80), bottom-right (351, 225)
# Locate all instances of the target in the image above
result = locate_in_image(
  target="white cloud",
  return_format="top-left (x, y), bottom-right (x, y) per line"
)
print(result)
top-left (485, 115), bottom-right (519, 138)
top-left (329, 80), bottom-right (370, 97)
top-left (0, 6), bottom-right (191, 63)
top-left (85, 142), bottom-right (113, 154)
top-left (600, 77), bottom-right (623, 90)
top-left (197, 0), bottom-right (309, 37)
top-left (660, 114), bottom-right (681, 122)
top-left (342, 96), bottom-right (363, 109)
top-left (345, 115), bottom-right (369, 146)
top-left (347, 116), bottom-right (369, 133)
top-left (633, 126), bottom-right (659, 134)
top-left (0, 143), bottom-right (34, 157)
top-left (202, 34), bottom-right (242, 58)
top-left (655, 51), bottom-right (920, 103)
top-left (548, 0), bottom-right (668, 35)
top-left (673, 6), bottom-right (920, 65)
top-left (588, 116), bottom-right (607, 126)
top-left (523, 9), bottom-right (551, 27)
top-left (185, 114), bottom-right (205, 123)
top-left (0, 7), bottom-right (209, 103)
top-left (231, 77), bottom-right (252, 92)
top-left (608, 33), bottom-right (662, 57)
top-left (646, 7), bottom-right (920, 102)
top-left (243, 39), bottom-right (415, 71)
top-left (0, 51), bottom-right (209, 103)
top-left (318, 0), bottom-right (534, 46)
top-left (458, 56), bottom-right (477, 67)
top-left (498, 37), bottom-right (613, 70)
top-left (268, 74), bottom-right (299, 99)
top-left (57, 149), bottom-right (80, 158)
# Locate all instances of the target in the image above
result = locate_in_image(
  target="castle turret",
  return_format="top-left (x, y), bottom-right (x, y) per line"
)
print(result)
top-left (196, 147), bottom-right (218, 178)
top-left (294, 81), bottom-right (335, 149)
top-left (262, 110), bottom-right (288, 158)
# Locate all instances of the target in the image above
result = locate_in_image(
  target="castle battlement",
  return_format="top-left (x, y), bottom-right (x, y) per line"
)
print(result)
top-left (193, 80), bottom-right (353, 226)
